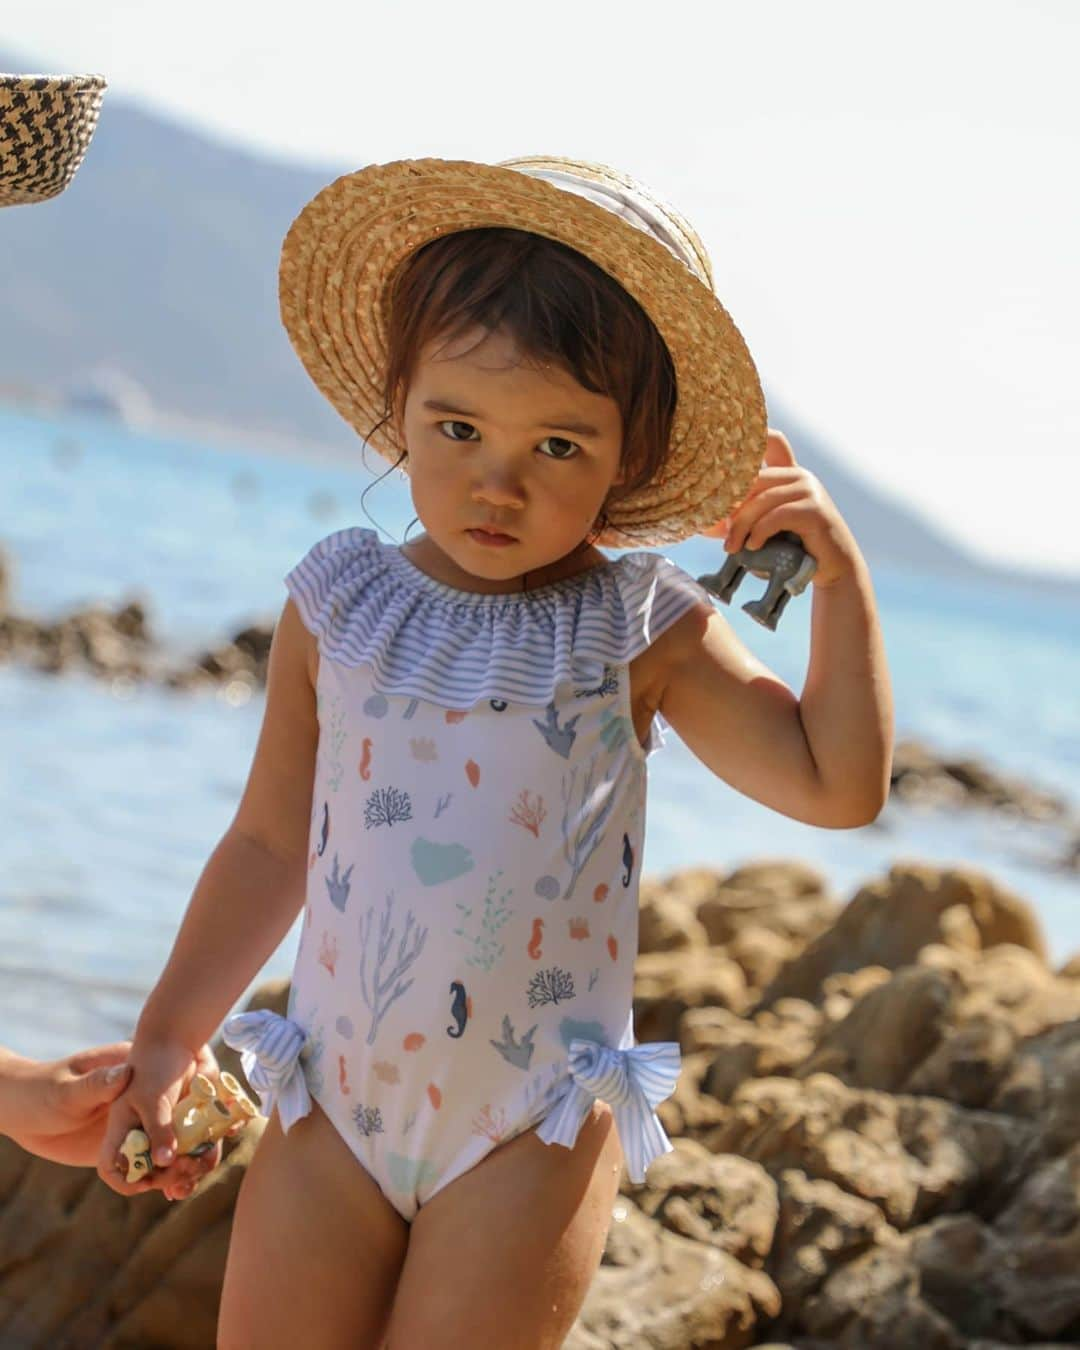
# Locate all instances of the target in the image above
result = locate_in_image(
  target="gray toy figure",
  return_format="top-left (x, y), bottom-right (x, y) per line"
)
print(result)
top-left (698, 531), bottom-right (817, 631)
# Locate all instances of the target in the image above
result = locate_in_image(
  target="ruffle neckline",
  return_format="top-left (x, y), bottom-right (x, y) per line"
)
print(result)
top-left (284, 527), bottom-right (707, 709)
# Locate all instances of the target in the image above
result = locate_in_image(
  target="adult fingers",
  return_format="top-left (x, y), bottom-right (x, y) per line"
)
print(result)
top-left (66, 1042), bottom-right (133, 1076)
top-left (61, 1061), bottom-right (132, 1115)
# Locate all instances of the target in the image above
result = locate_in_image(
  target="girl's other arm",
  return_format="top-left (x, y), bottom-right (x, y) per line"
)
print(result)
top-left (97, 597), bottom-right (318, 1192)
top-left (658, 433), bottom-right (893, 829)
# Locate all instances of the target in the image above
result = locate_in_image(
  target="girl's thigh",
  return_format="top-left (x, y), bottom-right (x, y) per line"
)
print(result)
top-left (218, 1100), bottom-right (409, 1350)
top-left (384, 1103), bottom-right (622, 1350)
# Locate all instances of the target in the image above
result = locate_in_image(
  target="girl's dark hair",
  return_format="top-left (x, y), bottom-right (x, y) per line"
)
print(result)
top-left (383, 228), bottom-right (677, 516)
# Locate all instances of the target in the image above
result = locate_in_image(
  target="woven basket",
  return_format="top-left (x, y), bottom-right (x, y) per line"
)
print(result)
top-left (0, 73), bottom-right (107, 207)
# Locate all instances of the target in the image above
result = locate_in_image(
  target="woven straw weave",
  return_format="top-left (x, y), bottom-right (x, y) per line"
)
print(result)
top-left (0, 74), bottom-right (106, 207)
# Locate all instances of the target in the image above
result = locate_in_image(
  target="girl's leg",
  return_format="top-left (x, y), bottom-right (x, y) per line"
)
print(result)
top-left (218, 1100), bottom-right (409, 1350)
top-left (383, 1103), bottom-right (622, 1350)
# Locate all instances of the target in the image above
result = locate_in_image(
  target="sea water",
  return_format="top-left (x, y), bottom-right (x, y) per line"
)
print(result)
top-left (2, 406), bottom-right (1077, 1057)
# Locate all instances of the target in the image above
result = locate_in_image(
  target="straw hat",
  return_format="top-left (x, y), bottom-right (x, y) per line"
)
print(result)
top-left (279, 157), bottom-right (767, 547)
top-left (0, 73), bottom-right (107, 208)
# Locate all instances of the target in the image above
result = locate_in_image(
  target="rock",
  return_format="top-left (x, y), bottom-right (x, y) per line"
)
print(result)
top-left (903, 1018), bottom-right (1017, 1109)
top-left (692, 862), bottom-right (838, 950)
top-left (699, 1003), bottom-right (820, 1106)
top-left (892, 737), bottom-right (1069, 823)
top-left (634, 947), bottom-right (749, 1042)
top-left (795, 967), bottom-right (955, 1091)
top-left (567, 1196), bottom-right (781, 1350)
top-left (0, 547), bottom-right (11, 616)
top-left (990, 1020), bottom-right (1080, 1154)
top-left (638, 882), bottom-right (710, 953)
top-left (628, 1139), bottom-right (779, 1268)
top-left (768, 1169), bottom-right (896, 1311)
top-left (710, 1073), bottom-right (1038, 1231)
top-left (758, 864), bottom-right (1048, 1008)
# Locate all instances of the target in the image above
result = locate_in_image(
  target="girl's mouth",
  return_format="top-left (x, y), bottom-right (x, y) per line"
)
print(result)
top-left (467, 528), bottom-right (517, 547)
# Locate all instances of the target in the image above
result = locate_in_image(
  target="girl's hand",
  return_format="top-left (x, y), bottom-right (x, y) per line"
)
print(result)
top-left (2, 1042), bottom-right (133, 1167)
top-left (96, 1039), bottom-right (224, 1201)
top-left (703, 430), bottom-right (861, 589)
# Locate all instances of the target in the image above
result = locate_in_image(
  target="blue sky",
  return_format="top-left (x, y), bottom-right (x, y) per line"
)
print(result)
top-left (6, 0), bottom-right (1078, 574)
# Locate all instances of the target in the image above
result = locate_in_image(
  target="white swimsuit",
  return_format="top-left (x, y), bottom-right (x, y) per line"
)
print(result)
top-left (224, 527), bottom-right (708, 1220)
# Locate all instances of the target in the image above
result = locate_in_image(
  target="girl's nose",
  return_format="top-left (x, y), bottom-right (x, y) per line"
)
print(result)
top-left (472, 460), bottom-right (525, 509)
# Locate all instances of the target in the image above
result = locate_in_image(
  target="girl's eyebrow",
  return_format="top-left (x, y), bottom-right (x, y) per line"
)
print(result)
top-left (421, 398), bottom-right (600, 438)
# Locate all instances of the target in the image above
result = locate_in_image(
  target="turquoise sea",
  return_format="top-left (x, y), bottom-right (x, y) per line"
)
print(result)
top-left (2, 405), bottom-right (1078, 1059)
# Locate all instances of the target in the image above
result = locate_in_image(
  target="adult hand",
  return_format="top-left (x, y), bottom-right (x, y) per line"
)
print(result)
top-left (1, 1042), bottom-right (133, 1167)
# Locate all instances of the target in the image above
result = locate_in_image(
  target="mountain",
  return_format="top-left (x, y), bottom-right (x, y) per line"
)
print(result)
top-left (0, 49), bottom-right (1073, 598)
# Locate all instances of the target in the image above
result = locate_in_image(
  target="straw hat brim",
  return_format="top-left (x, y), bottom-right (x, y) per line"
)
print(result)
top-left (279, 158), bottom-right (767, 547)
top-left (0, 74), bottom-right (107, 207)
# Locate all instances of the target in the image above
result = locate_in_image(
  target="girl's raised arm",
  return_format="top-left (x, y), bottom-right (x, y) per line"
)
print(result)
top-left (96, 597), bottom-right (319, 1195)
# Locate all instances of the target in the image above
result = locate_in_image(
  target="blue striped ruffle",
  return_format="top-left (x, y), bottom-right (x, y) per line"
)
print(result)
top-left (222, 1010), bottom-right (312, 1134)
top-left (284, 527), bottom-right (708, 709)
top-left (537, 1039), bottom-right (681, 1183)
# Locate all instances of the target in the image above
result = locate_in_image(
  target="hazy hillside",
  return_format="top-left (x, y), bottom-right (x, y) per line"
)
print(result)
top-left (0, 50), bottom-right (1070, 594)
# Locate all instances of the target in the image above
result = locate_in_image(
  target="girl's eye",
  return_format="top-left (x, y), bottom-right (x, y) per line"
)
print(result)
top-left (439, 420), bottom-right (480, 442)
top-left (538, 436), bottom-right (580, 460)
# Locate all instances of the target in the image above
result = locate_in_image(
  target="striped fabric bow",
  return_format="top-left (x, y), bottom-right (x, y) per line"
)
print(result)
top-left (222, 1009), bottom-right (313, 1134)
top-left (536, 1039), bottom-right (681, 1183)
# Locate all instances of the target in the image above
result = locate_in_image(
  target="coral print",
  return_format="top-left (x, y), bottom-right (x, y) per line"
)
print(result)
top-left (357, 893), bottom-right (428, 1045)
top-left (509, 789), bottom-right (546, 837)
top-left (364, 785), bottom-right (413, 828)
top-left (526, 967), bottom-right (575, 1008)
top-left (318, 932), bottom-right (339, 976)
top-left (471, 1104), bottom-right (510, 1144)
top-left (353, 1104), bottom-right (384, 1137)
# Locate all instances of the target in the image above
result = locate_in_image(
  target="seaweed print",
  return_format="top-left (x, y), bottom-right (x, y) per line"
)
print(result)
top-left (598, 707), bottom-right (633, 754)
top-left (319, 693), bottom-right (347, 793)
top-left (364, 786), bottom-right (413, 829)
top-left (317, 932), bottom-right (338, 976)
top-left (509, 789), bottom-right (546, 838)
top-left (325, 853), bottom-right (354, 913)
top-left (560, 754), bottom-right (617, 900)
top-left (526, 966), bottom-right (575, 1008)
top-left (472, 1104), bottom-right (510, 1144)
top-left (353, 1103), bottom-right (385, 1137)
top-left (357, 892), bottom-right (428, 1045)
top-left (453, 871), bottom-right (513, 971)
top-left (299, 1022), bottom-right (326, 1097)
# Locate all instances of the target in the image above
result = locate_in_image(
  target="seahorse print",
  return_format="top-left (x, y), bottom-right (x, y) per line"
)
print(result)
top-left (338, 1054), bottom-right (350, 1095)
top-left (490, 1015), bottom-right (537, 1070)
top-left (317, 802), bottom-right (329, 857)
top-left (622, 833), bottom-right (634, 886)
top-left (527, 918), bottom-right (544, 959)
top-left (447, 981), bottom-right (469, 1038)
top-left (358, 737), bottom-right (373, 780)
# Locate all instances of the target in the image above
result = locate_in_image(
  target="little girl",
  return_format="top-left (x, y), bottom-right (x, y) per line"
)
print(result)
top-left (99, 156), bottom-right (891, 1347)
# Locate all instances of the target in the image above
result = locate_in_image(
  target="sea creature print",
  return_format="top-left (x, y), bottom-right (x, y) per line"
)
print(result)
top-left (410, 737), bottom-right (438, 762)
top-left (364, 786), bottom-right (413, 829)
top-left (338, 1054), bottom-right (350, 1095)
top-left (373, 1060), bottom-right (400, 1085)
top-left (363, 694), bottom-right (388, 719)
top-left (465, 759), bottom-right (480, 788)
top-left (318, 932), bottom-right (339, 976)
top-left (357, 892), bottom-right (428, 1046)
top-left (527, 918), bottom-right (544, 960)
top-left (593, 883), bottom-right (609, 904)
top-left (472, 1104), bottom-right (510, 1144)
top-left (453, 872), bottom-right (513, 971)
top-left (534, 875), bottom-right (560, 901)
top-left (427, 1083), bottom-right (442, 1110)
top-left (489, 699), bottom-right (508, 711)
top-left (560, 755), bottom-right (617, 899)
top-left (325, 853), bottom-right (354, 913)
top-left (607, 935), bottom-right (618, 961)
top-left (445, 709), bottom-right (467, 724)
top-left (526, 967), bottom-right (575, 1009)
top-left (447, 980), bottom-right (469, 1038)
top-left (622, 834), bottom-right (634, 886)
top-left (490, 1015), bottom-right (537, 1070)
top-left (509, 789), bottom-right (547, 838)
top-left (403, 1032), bottom-right (425, 1052)
top-left (531, 703), bottom-right (582, 758)
top-left (569, 918), bottom-right (590, 940)
top-left (573, 665), bottom-right (619, 699)
top-left (358, 737), bottom-right (373, 781)
top-left (353, 1104), bottom-right (385, 1137)
top-left (317, 802), bottom-right (329, 857)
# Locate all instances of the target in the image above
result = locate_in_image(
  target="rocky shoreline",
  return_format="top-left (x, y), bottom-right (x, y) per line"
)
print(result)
top-left (2, 860), bottom-right (1080, 1347)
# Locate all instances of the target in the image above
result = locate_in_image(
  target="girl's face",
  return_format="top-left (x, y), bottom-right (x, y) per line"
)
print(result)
top-left (399, 327), bottom-right (624, 591)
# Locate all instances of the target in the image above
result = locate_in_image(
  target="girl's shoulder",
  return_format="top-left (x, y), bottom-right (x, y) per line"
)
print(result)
top-left (284, 527), bottom-right (710, 708)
